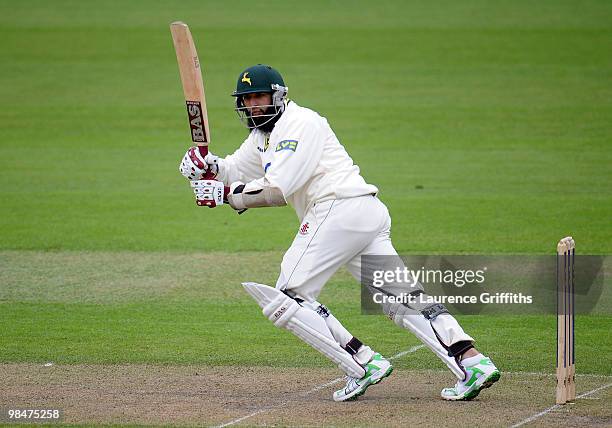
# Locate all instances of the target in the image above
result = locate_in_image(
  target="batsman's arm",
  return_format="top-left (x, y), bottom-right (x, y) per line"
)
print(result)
top-left (227, 179), bottom-right (287, 210)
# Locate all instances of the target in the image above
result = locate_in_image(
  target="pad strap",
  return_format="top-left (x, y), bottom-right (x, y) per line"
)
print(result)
top-left (344, 337), bottom-right (363, 356)
top-left (448, 340), bottom-right (474, 358)
top-left (421, 303), bottom-right (449, 320)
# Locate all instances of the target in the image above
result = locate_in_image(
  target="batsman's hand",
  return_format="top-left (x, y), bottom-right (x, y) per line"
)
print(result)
top-left (179, 146), bottom-right (222, 180)
top-left (190, 180), bottom-right (226, 207)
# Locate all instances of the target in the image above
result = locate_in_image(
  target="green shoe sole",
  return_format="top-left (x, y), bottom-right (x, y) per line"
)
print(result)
top-left (345, 366), bottom-right (394, 401)
top-left (461, 370), bottom-right (501, 401)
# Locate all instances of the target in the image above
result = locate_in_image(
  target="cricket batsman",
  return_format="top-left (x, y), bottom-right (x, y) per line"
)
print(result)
top-left (179, 64), bottom-right (500, 401)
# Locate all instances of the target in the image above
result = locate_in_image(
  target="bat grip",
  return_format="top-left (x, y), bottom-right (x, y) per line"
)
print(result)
top-left (197, 144), bottom-right (217, 181)
top-left (197, 145), bottom-right (208, 157)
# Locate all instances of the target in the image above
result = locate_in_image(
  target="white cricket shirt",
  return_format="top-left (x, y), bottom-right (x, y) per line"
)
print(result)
top-left (218, 101), bottom-right (378, 220)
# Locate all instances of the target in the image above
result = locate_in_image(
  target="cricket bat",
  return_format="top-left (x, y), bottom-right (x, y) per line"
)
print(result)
top-left (170, 21), bottom-right (222, 207)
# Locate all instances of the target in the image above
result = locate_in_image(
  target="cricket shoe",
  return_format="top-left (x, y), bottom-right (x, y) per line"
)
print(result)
top-left (441, 355), bottom-right (500, 401)
top-left (333, 353), bottom-right (393, 402)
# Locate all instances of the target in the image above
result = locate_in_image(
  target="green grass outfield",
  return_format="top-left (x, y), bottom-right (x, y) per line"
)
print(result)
top-left (1, 0), bottom-right (611, 377)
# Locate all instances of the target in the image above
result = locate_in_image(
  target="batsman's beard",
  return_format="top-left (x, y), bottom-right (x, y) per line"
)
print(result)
top-left (247, 106), bottom-right (282, 133)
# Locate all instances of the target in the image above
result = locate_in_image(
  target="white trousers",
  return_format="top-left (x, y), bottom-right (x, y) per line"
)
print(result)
top-left (276, 195), bottom-right (394, 299)
top-left (275, 195), bottom-right (473, 366)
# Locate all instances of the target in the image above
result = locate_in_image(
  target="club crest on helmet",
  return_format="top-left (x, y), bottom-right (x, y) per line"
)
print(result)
top-left (232, 64), bottom-right (288, 132)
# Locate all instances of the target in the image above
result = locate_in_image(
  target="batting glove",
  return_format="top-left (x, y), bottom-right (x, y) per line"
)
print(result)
top-left (190, 180), bottom-right (225, 207)
top-left (179, 146), bottom-right (223, 180)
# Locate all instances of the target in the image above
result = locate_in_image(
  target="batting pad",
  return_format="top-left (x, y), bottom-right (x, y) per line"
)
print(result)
top-left (242, 282), bottom-right (366, 378)
top-left (390, 303), bottom-right (466, 380)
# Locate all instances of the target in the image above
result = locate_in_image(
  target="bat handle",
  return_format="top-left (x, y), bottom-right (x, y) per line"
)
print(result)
top-left (196, 144), bottom-right (208, 157)
top-left (196, 144), bottom-right (216, 180)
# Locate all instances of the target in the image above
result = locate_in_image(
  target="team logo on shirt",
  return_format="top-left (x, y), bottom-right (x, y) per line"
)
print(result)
top-left (276, 139), bottom-right (298, 152)
top-left (257, 137), bottom-right (270, 153)
top-left (299, 222), bottom-right (310, 235)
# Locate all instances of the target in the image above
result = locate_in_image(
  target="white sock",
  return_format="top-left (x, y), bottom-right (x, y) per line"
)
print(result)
top-left (461, 353), bottom-right (485, 367)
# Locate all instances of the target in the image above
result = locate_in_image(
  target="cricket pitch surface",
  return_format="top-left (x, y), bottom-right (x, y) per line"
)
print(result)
top-left (1, 364), bottom-right (610, 427)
